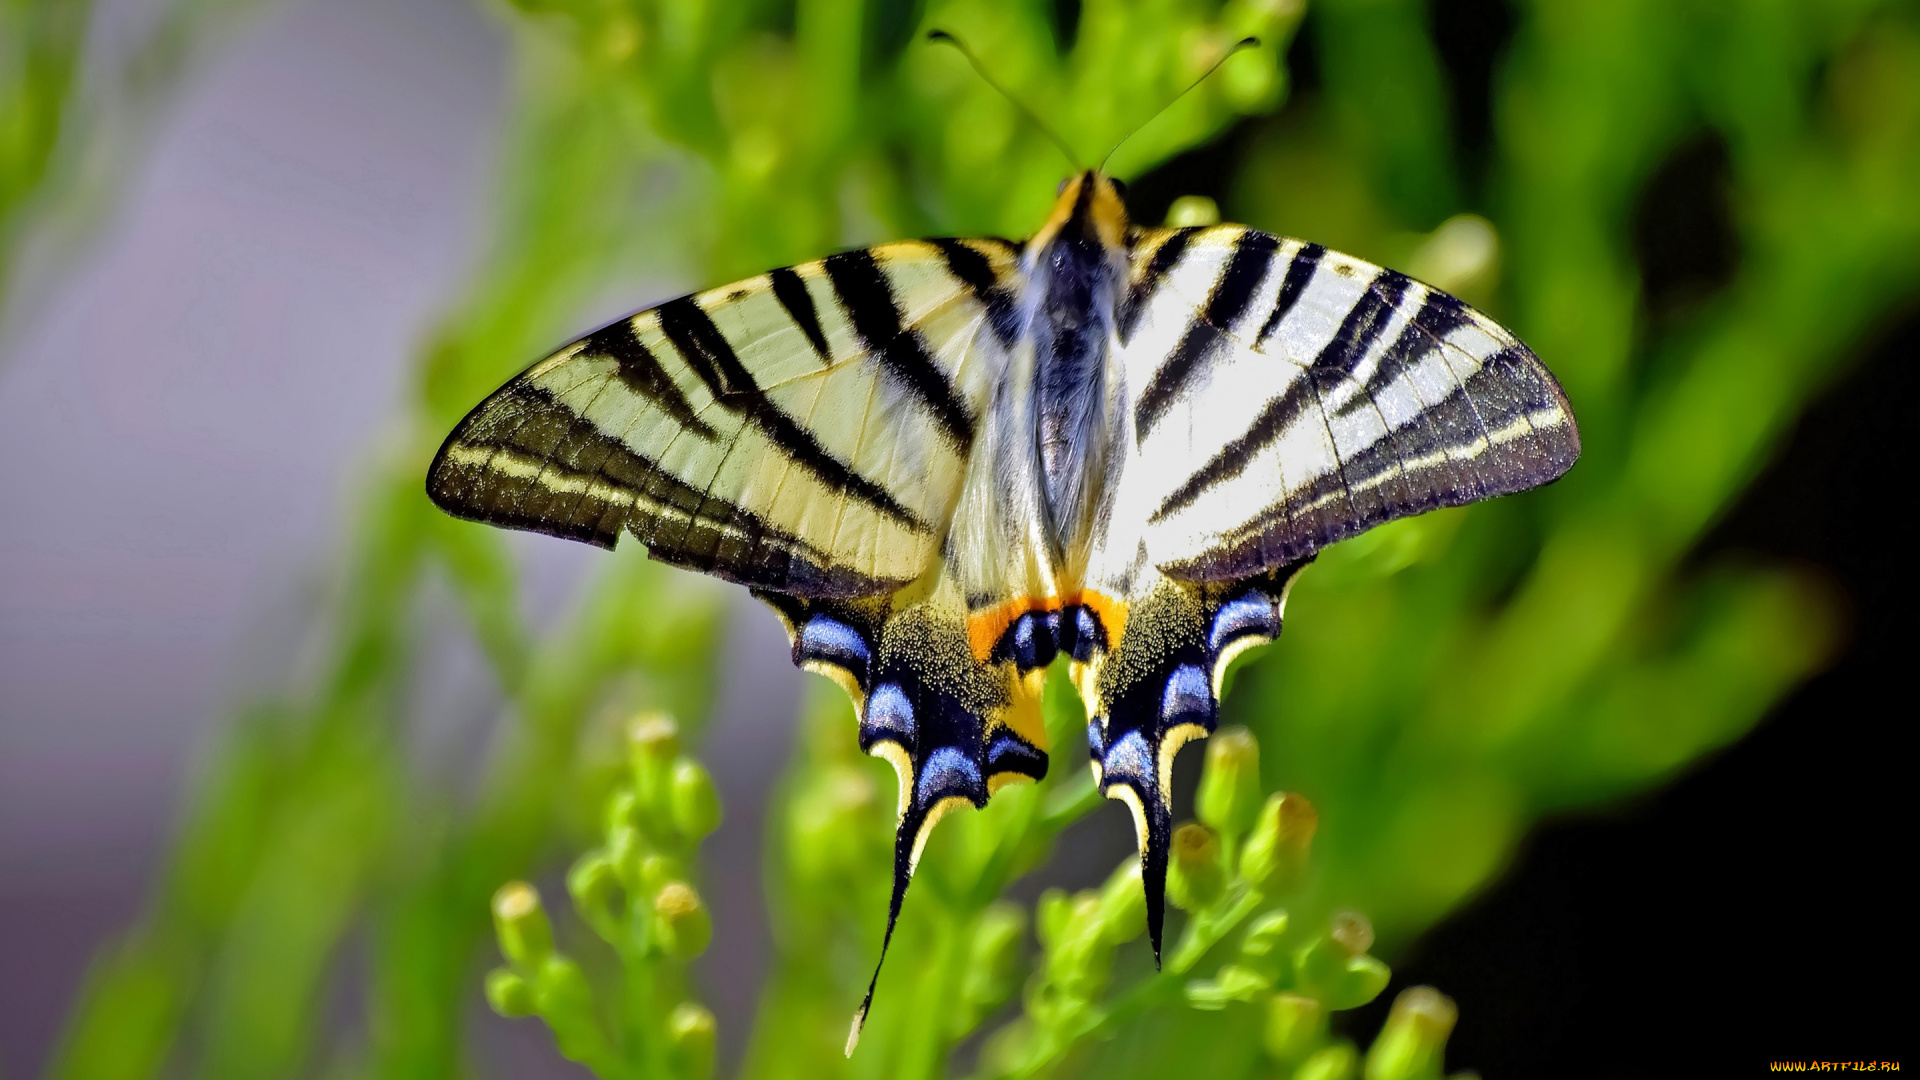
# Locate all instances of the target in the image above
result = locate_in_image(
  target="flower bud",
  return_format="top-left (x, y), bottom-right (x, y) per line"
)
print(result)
top-left (1364, 987), bottom-right (1457, 1080)
top-left (1240, 791), bottom-right (1317, 889)
top-left (670, 757), bottom-right (722, 841)
top-left (1297, 1041), bottom-right (1360, 1080)
top-left (1167, 823), bottom-right (1225, 911)
top-left (630, 712), bottom-right (680, 814)
top-left (637, 853), bottom-right (679, 898)
top-left (606, 788), bottom-right (642, 833)
top-left (532, 954), bottom-right (595, 1023)
top-left (533, 956), bottom-right (609, 1062)
top-left (1263, 991), bottom-right (1326, 1062)
top-left (1196, 726), bottom-right (1263, 840)
top-left (652, 881), bottom-right (712, 959)
top-left (606, 821), bottom-right (642, 884)
top-left (1329, 954), bottom-right (1391, 1011)
top-left (667, 1002), bottom-right (718, 1080)
top-left (492, 882), bottom-right (553, 969)
top-left (484, 967), bottom-right (537, 1018)
top-left (1331, 910), bottom-right (1374, 956)
top-left (1165, 195), bottom-right (1221, 228)
top-left (568, 853), bottom-right (621, 924)
top-left (1295, 912), bottom-right (1390, 1008)
top-left (629, 712), bottom-right (681, 761)
top-left (1095, 858), bottom-right (1148, 945)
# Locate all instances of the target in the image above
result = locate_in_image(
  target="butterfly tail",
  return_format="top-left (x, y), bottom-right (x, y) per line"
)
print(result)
top-left (1079, 561), bottom-right (1313, 965)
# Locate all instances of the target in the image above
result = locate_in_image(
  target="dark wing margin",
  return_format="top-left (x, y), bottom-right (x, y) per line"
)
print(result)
top-left (427, 375), bottom-right (884, 597)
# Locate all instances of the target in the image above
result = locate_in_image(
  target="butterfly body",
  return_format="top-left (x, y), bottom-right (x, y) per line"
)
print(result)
top-left (427, 170), bottom-right (1579, 1039)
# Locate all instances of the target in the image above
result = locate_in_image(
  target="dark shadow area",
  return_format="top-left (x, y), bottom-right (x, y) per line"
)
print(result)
top-left (1632, 132), bottom-right (1742, 329)
top-left (1428, 0), bottom-right (1516, 194)
top-left (1344, 308), bottom-right (1914, 1075)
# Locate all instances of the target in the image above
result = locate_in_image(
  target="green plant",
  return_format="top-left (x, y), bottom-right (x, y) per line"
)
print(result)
top-left (31, 0), bottom-right (1920, 1078)
top-left (484, 713), bottom-right (722, 1078)
top-left (496, 711), bottom-right (1478, 1080)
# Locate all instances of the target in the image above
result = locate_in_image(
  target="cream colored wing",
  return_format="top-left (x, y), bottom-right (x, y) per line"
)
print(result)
top-left (1101, 223), bottom-right (1579, 585)
top-left (428, 238), bottom-right (1026, 598)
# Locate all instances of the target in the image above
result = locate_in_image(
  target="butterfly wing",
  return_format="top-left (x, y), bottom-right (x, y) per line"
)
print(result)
top-left (748, 238), bottom-right (1057, 1049)
top-left (433, 235), bottom-right (1044, 1045)
top-left (1075, 224), bottom-right (1580, 956)
top-left (1116, 225), bottom-right (1580, 577)
top-left (428, 238), bottom-right (1024, 598)
top-left (758, 563), bottom-right (1053, 1050)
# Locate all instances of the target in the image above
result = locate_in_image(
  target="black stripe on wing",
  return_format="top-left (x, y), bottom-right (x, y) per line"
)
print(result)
top-left (1254, 242), bottom-right (1324, 346)
top-left (1160, 357), bottom-right (1577, 583)
top-left (823, 248), bottom-right (977, 453)
top-left (769, 266), bottom-right (833, 364)
top-left (1343, 287), bottom-right (1475, 406)
top-left (582, 320), bottom-right (719, 441)
top-left (655, 295), bottom-right (933, 535)
top-left (928, 237), bottom-right (1023, 347)
top-left (1119, 227), bottom-right (1201, 343)
top-left (1150, 375), bottom-right (1318, 523)
top-left (1150, 268), bottom-right (1413, 523)
top-left (427, 382), bottom-right (888, 596)
top-left (1289, 268), bottom-right (1419, 541)
top-left (1134, 230), bottom-right (1279, 437)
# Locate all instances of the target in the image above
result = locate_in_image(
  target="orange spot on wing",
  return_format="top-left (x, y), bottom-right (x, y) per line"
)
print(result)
top-left (1070, 590), bottom-right (1129, 649)
top-left (968, 596), bottom-right (1057, 662)
top-left (967, 590), bottom-right (1131, 664)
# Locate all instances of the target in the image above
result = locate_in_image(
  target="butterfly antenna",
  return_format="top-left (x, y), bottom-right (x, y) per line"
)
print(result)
top-left (928, 29), bottom-right (1081, 169)
top-left (1099, 36), bottom-right (1260, 174)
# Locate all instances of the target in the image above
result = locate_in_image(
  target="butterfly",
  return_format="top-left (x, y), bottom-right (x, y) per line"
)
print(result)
top-left (426, 168), bottom-right (1579, 1041)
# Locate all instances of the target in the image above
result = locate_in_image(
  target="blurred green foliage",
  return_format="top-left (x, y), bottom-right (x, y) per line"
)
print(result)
top-left (24, 0), bottom-right (1920, 1077)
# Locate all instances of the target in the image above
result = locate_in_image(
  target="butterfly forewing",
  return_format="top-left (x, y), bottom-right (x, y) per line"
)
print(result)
top-left (1105, 224), bottom-right (1579, 584)
top-left (427, 238), bottom-right (1025, 597)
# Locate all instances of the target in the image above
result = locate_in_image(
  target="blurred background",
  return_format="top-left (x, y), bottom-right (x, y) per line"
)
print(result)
top-left (2, 0), bottom-right (1911, 1077)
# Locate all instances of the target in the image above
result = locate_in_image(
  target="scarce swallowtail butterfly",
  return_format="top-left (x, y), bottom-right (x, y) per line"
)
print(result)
top-left (428, 91), bottom-right (1580, 1048)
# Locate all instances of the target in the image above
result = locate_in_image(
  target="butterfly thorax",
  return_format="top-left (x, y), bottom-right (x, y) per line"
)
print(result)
top-left (1023, 171), bottom-right (1132, 565)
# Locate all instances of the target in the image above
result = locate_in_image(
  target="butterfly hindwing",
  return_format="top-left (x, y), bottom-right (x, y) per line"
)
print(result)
top-left (758, 567), bottom-right (1051, 1043)
top-left (1063, 561), bottom-right (1310, 960)
top-left (427, 238), bottom-right (1024, 597)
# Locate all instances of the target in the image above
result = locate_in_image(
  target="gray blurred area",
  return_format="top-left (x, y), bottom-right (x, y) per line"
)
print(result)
top-left (0, 0), bottom-right (504, 1069)
top-left (0, 0), bottom-right (795, 1072)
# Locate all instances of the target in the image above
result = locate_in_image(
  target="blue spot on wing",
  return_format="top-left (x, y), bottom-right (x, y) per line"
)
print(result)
top-left (916, 746), bottom-right (982, 805)
top-left (862, 682), bottom-right (915, 748)
top-left (1209, 594), bottom-right (1280, 652)
top-left (1160, 663), bottom-right (1214, 727)
top-left (797, 615), bottom-right (871, 687)
top-left (1101, 729), bottom-right (1153, 786)
top-left (986, 733), bottom-right (1047, 779)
